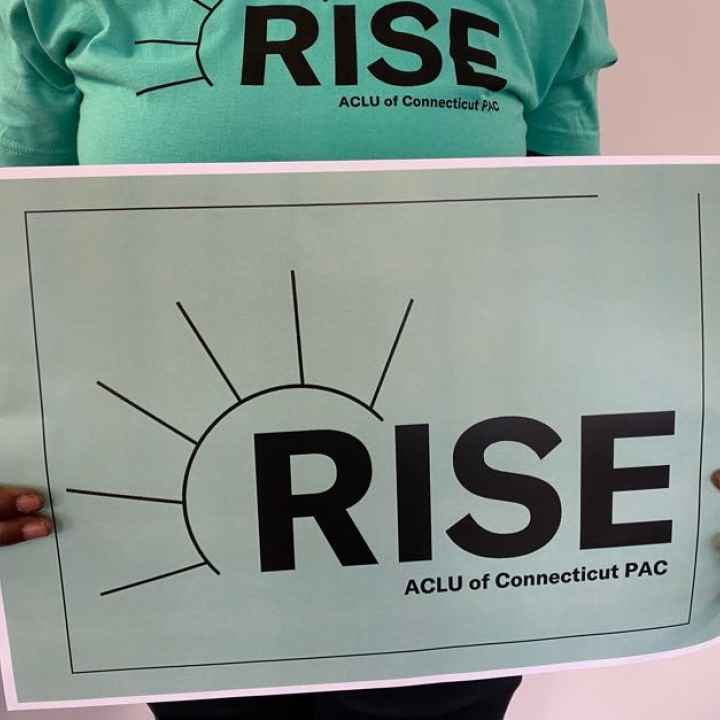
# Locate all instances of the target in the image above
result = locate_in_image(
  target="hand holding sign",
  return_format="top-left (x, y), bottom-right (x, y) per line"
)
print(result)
top-left (713, 471), bottom-right (720, 492)
top-left (0, 487), bottom-right (52, 545)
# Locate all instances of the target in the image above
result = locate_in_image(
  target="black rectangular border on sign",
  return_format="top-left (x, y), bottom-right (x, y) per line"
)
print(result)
top-left (23, 191), bottom-right (704, 675)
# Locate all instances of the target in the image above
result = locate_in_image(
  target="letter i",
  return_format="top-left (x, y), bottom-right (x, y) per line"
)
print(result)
top-left (334, 6), bottom-right (358, 85)
top-left (396, 425), bottom-right (432, 562)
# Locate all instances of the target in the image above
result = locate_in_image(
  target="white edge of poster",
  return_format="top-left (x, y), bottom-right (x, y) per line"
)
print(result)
top-left (1, 154), bottom-right (718, 709)
top-left (0, 154), bottom-right (719, 181)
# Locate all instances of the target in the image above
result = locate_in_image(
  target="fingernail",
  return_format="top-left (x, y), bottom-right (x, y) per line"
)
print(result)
top-left (16, 494), bottom-right (43, 513)
top-left (22, 520), bottom-right (51, 540)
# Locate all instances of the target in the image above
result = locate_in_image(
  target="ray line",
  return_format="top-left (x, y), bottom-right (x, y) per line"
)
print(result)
top-left (370, 299), bottom-right (414, 410)
top-left (136, 76), bottom-right (205, 97)
top-left (96, 381), bottom-right (197, 445)
top-left (66, 489), bottom-right (182, 505)
top-left (291, 270), bottom-right (305, 385)
top-left (176, 301), bottom-right (242, 402)
top-left (135, 39), bottom-right (199, 46)
top-left (100, 562), bottom-right (207, 597)
top-left (192, 0), bottom-right (213, 10)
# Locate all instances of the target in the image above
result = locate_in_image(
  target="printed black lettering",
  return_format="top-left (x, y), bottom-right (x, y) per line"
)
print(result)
top-left (242, 6), bottom-right (320, 85)
top-left (447, 417), bottom-right (562, 558)
top-left (334, 5), bottom-right (358, 85)
top-left (581, 412), bottom-right (675, 549)
top-left (368, 2), bottom-right (442, 86)
top-left (255, 430), bottom-right (377, 571)
top-left (449, 9), bottom-right (507, 90)
top-left (396, 424), bottom-right (432, 562)
top-left (404, 578), bottom-right (420, 595)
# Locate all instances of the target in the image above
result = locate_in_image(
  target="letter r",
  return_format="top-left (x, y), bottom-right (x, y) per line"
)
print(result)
top-left (242, 6), bottom-right (321, 85)
top-left (255, 430), bottom-right (378, 571)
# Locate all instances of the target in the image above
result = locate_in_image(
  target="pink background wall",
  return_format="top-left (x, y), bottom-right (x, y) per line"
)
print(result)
top-left (602, 0), bottom-right (720, 156)
top-left (3, 1), bottom-right (719, 716)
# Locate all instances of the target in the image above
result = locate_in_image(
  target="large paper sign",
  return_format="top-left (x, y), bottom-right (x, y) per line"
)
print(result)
top-left (0, 159), bottom-right (719, 710)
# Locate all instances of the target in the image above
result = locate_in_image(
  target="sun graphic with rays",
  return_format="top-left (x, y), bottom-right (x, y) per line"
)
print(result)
top-left (66, 272), bottom-right (413, 597)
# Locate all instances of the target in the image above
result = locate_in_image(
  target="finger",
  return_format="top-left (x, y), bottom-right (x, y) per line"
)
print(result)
top-left (712, 471), bottom-right (720, 490)
top-left (0, 516), bottom-right (52, 546)
top-left (0, 487), bottom-right (44, 520)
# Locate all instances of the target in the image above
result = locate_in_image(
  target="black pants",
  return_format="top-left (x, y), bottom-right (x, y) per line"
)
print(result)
top-left (149, 678), bottom-right (522, 719)
top-left (149, 693), bottom-right (312, 720)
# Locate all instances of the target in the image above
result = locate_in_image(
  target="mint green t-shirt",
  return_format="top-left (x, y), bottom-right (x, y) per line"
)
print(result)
top-left (0, 0), bottom-right (616, 166)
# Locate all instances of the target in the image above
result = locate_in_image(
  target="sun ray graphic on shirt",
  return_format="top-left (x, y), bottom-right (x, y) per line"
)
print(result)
top-left (134, 0), bottom-right (225, 96)
top-left (66, 271), bottom-right (414, 598)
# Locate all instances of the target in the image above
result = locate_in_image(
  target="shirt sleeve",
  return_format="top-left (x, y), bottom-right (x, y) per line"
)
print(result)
top-left (0, 0), bottom-right (81, 166)
top-left (525, 0), bottom-right (618, 156)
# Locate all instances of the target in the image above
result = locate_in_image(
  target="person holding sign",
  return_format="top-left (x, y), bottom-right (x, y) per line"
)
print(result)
top-left (3, 1), bottom-right (712, 720)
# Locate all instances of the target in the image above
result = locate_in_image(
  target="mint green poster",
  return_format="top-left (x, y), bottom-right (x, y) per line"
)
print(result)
top-left (0, 159), bottom-right (718, 710)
